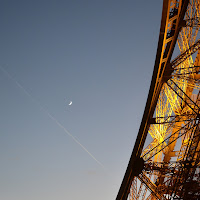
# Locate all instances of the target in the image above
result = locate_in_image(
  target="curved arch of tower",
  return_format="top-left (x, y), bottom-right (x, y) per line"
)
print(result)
top-left (116, 0), bottom-right (200, 199)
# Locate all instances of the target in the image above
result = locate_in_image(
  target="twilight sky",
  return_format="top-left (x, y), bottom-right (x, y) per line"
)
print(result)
top-left (0, 1), bottom-right (162, 199)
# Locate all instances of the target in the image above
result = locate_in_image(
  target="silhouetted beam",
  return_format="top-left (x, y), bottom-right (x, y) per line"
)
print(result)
top-left (138, 172), bottom-right (164, 200)
top-left (171, 38), bottom-right (200, 69)
top-left (116, 0), bottom-right (189, 199)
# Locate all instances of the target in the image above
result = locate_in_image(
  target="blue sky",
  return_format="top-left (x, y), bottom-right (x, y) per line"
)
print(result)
top-left (0, 1), bottom-right (162, 199)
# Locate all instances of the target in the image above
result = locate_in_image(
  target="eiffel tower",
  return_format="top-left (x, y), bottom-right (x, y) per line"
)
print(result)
top-left (116, 0), bottom-right (200, 199)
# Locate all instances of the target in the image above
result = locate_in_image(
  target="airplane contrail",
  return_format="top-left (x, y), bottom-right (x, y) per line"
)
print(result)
top-left (0, 66), bottom-right (105, 169)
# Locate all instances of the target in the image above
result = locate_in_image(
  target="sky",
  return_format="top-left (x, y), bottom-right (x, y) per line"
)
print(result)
top-left (0, 1), bottom-right (163, 200)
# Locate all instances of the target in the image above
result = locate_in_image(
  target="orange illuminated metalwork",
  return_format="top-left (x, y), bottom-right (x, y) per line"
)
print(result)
top-left (116, 0), bottom-right (200, 199)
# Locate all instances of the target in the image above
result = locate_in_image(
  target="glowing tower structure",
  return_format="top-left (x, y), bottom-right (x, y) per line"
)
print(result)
top-left (116, 0), bottom-right (200, 199)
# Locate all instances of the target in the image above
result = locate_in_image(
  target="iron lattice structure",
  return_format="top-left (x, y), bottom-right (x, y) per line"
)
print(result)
top-left (116, 0), bottom-right (200, 199)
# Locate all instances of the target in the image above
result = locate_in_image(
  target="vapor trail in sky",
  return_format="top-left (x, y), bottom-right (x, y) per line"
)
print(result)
top-left (0, 66), bottom-right (105, 169)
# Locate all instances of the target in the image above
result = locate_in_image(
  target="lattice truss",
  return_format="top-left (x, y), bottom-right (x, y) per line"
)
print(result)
top-left (129, 1), bottom-right (200, 199)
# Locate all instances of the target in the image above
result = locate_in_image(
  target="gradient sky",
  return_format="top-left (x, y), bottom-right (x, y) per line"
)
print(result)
top-left (0, 1), bottom-right (163, 200)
